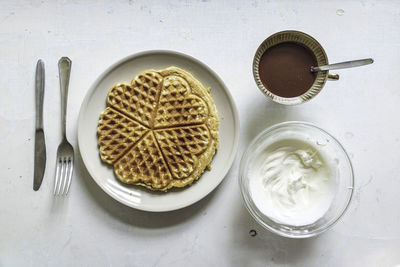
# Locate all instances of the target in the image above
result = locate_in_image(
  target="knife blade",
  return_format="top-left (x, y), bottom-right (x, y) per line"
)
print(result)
top-left (33, 60), bottom-right (46, 191)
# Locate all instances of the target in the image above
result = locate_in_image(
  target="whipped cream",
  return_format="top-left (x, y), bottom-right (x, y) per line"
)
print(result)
top-left (249, 139), bottom-right (335, 226)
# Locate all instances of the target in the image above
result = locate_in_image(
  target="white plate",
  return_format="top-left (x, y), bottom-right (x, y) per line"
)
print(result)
top-left (77, 50), bottom-right (239, 212)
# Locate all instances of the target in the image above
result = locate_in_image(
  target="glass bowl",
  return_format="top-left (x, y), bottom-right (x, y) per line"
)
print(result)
top-left (239, 121), bottom-right (354, 238)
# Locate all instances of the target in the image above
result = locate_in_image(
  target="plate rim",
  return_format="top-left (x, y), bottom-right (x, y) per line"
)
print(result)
top-left (77, 50), bottom-right (240, 212)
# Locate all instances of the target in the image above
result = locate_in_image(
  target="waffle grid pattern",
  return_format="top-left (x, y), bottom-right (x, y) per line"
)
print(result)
top-left (97, 68), bottom-right (218, 191)
top-left (154, 75), bottom-right (208, 128)
top-left (97, 107), bottom-right (149, 164)
top-left (107, 72), bottom-right (163, 127)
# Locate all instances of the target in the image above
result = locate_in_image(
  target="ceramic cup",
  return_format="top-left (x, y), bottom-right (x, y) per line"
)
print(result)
top-left (253, 30), bottom-right (339, 105)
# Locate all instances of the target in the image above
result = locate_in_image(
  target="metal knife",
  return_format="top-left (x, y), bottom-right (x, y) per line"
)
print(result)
top-left (33, 60), bottom-right (46, 191)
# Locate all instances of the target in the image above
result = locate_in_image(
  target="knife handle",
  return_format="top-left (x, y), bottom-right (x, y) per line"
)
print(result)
top-left (58, 57), bottom-right (72, 140)
top-left (35, 60), bottom-right (45, 129)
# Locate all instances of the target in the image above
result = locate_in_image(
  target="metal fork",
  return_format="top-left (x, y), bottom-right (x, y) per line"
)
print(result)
top-left (54, 57), bottom-right (74, 196)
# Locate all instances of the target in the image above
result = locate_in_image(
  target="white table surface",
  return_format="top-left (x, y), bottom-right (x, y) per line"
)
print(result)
top-left (1, 1), bottom-right (399, 266)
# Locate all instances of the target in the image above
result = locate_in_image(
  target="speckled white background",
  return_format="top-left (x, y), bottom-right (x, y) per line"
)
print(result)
top-left (1, 0), bottom-right (400, 266)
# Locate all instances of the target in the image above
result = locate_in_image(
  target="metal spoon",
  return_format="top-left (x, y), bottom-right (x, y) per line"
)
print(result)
top-left (311, 58), bottom-right (374, 72)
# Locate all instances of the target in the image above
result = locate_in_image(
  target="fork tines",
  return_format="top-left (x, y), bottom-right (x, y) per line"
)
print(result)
top-left (54, 156), bottom-right (74, 195)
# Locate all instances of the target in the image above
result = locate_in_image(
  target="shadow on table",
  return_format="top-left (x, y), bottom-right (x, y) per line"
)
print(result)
top-left (229, 94), bottom-right (319, 265)
top-left (229, 199), bottom-right (321, 266)
top-left (242, 94), bottom-right (308, 145)
top-left (75, 147), bottom-right (219, 229)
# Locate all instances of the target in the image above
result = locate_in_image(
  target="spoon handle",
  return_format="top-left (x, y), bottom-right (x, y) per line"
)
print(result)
top-left (312, 58), bottom-right (374, 72)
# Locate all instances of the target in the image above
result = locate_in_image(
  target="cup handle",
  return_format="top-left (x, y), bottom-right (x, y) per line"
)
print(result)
top-left (328, 73), bottom-right (339, 80)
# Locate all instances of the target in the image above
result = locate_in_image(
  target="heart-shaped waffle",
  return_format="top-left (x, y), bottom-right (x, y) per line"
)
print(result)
top-left (153, 75), bottom-right (208, 128)
top-left (107, 71), bottom-right (163, 128)
top-left (154, 125), bottom-right (210, 180)
top-left (98, 107), bottom-right (149, 164)
top-left (97, 67), bottom-right (219, 191)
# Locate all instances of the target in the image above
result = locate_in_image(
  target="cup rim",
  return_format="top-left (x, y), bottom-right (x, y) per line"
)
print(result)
top-left (253, 30), bottom-right (329, 105)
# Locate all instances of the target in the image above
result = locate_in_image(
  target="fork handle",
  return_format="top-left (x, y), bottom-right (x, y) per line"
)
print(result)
top-left (58, 57), bottom-right (72, 140)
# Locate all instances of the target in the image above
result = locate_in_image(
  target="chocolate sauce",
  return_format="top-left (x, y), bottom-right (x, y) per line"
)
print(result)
top-left (258, 42), bottom-right (317, 98)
